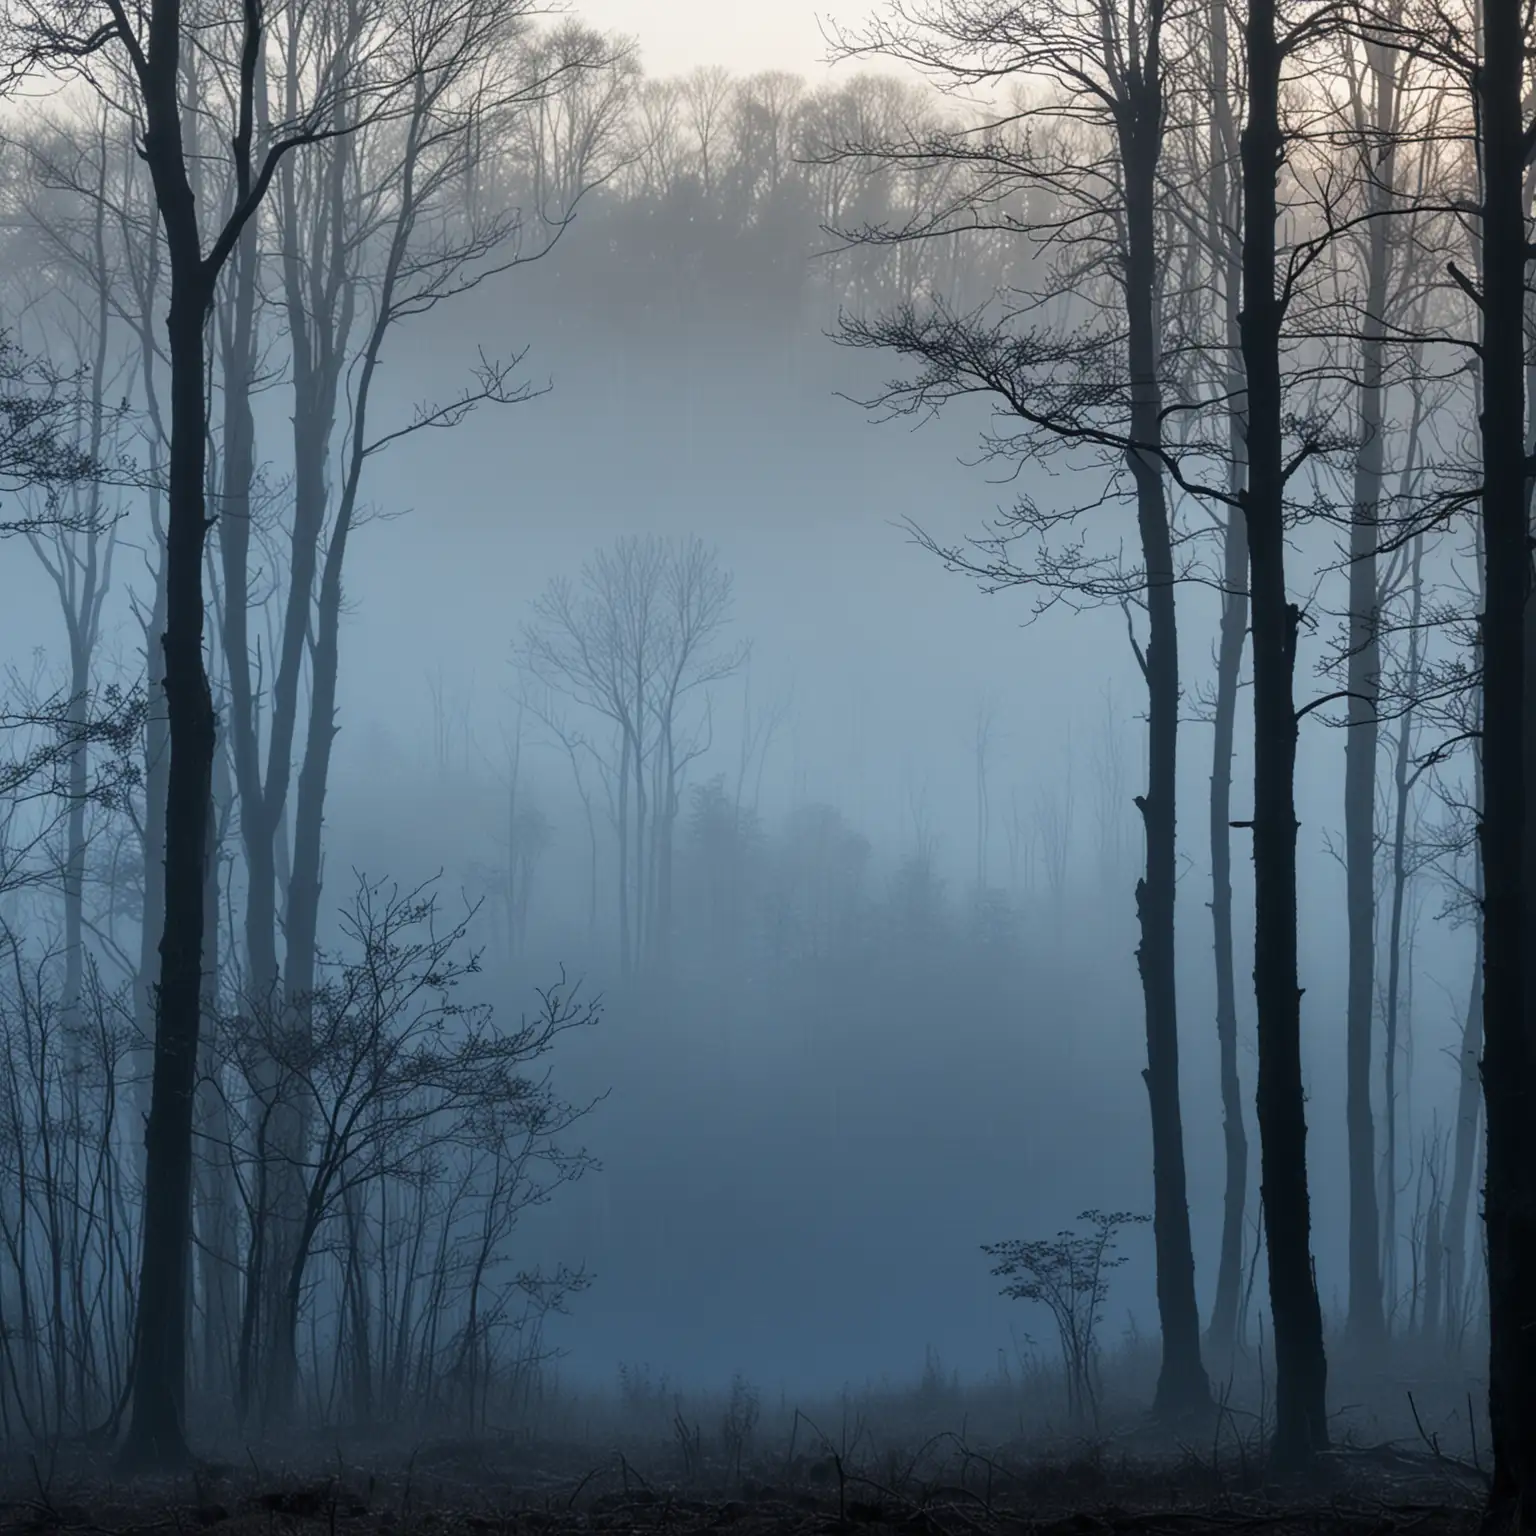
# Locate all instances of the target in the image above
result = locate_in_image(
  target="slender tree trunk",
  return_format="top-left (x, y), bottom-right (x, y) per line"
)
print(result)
top-left (1475, 0), bottom-right (1534, 1500)
top-left (1208, 494), bottom-right (1250, 1364)
top-left (196, 744), bottom-right (238, 1402)
top-left (57, 177), bottom-right (115, 1045)
top-left (1380, 533), bottom-right (1424, 1327)
top-left (1122, 96), bottom-right (1208, 1417)
top-left (507, 745), bottom-right (520, 959)
top-left (1343, 54), bottom-right (1393, 1354)
top-left (1205, 0), bottom-right (1250, 1358)
top-left (1444, 900), bottom-right (1483, 1352)
top-left (1238, 0), bottom-right (1328, 1465)
top-left (62, 670), bottom-right (88, 1029)
top-left (1445, 327), bottom-right (1488, 1366)
top-left (256, 124), bottom-right (353, 1419)
top-left (215, 211), bottom-right (275, 1004)
top-left (192, 737), bottom-right (222, 1400)
top-left (284, 517), bottom-right (347, 1009)
top-left (342, 1182), bottom-right (372, 1425)
top-left (121, 263), bottom-right (216, 1468)
top-left (618, 731), bottom-right (632, 972)
top-left (657, 723), bottom-right (678, 968)
top-left (211, 202), bottom-right (308, 1429)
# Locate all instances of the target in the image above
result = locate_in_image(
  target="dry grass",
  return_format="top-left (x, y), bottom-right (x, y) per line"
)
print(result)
top-left (0, 1421), bottom-right (1490, 1536)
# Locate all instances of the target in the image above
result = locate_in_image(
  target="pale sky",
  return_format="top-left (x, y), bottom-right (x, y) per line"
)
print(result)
top-left (570, 0), bottom-right (874, 78)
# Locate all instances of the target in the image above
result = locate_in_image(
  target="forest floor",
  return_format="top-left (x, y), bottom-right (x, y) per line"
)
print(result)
top-left (0, 1431), bottom-right (1491, 1536)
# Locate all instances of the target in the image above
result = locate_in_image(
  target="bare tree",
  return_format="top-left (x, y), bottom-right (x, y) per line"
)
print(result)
top-left (7, 0), bottom-right (438, 1468)
top-left (1194, 0), bottom-right (1251, 1364)
top-left (1460, 0), bottom-right (1536, 1495)
top-left (1233, 0), bottom-right (1332, 1466)
top-left (8, 109), bottom-right (144, 1055)
top-left (213, 877), bottom-right (599, 1429)
top-left (1338, 28), bottom-right (1399, 1360)
top-left (826, 0), bottom-right (1211, 1417)
top-left (521, 536), bottom-right (745, 973)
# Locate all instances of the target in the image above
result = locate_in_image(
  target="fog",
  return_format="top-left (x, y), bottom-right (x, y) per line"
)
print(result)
top-left (297, 266), bottom-right (1465, 1398)
top-left (0, 0), bottom-right (1494, 1473)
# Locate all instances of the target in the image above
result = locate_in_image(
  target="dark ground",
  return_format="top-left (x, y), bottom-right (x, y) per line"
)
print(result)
top-left (0, 1429), bottom-right (1489, 1536)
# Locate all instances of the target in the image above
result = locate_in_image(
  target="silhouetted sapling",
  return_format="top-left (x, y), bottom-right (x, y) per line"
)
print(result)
top-left (983, 1209), bottom-right (1148, 1426)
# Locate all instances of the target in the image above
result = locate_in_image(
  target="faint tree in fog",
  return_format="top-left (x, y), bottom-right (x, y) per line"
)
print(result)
top-left (1334, 27), bottom-right (1395, 1362)
top-left (630, 78), bottom-right (688, 200)
top-left (516, 20), bottom-right (639, 221)
top-left (731, 671), bottom-right (788, 827)
top-left (1376, 531), bottom-right (1435, 1321)
top-left (682, 776), bottom-right (763, 957)
top-left (1033, 781), bottom-right (1073, 924)
top-left (683, 66), bottom-right (733, 202)
top-left (1185, 0), bottom-right (1250, 1363)
top-left (971, 697), bottom-right (994, 897)
top-left (521, 536), bottom-right (746, 974)
top-left (725, 73), bottom-right (804, 217)
top-left (1003, 787), bottom-right (1031, 894)
top-left (1089, 686), bottom-right (1131, 892)
top-left (508, 808), bottom-right (553, 958)
top-left (768, 802), bottom-right (871, 965)
top-left (207, 0), bottom-right (597, 1420)
top-left (1319, 29), bottom-right (1456, 1361)
top-left (516, 689), bottom-right (604, 941)
top-left (889, 793), bottom-right (946, 955)
top-left (10, 107), bottom-right (141, 1047)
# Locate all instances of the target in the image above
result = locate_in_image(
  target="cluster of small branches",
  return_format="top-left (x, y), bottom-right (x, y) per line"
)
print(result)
top-left (983, 1210), bottom-right (1148, 1426)
top-left (0, 332), bottom-right (109, 524)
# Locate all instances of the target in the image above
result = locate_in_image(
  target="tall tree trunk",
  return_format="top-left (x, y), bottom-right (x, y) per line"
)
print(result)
top-left (342, 1183), bottom-right (372, 1425)
top-left (57, 170), bottom-right (115, 1044)
top-left (1122, 89), bottom-right (1208, 1417)
top-left (1343, 46), bottom-right (1393, 1356)
top-left (1205, 0), bottom-right (1250, 1359)
top-left (618, 731), bottom-right (633, 972)
top-left (121, 260), bottom-right (216, 1468)
top-left (1443, 899), bottom-right (1483, 1352)
top-left (192, 735), bottom-right (222, 1399)
top-left (210, 198), bottom-right (308, 1432)
top-left (1380, 533), bottom-right (1424, 1327)
top-left (255, 121), bottom-right (353, 1423)
top-left (1237, 0), bottom-right (1328, 1465)
top-left (284, 525), bottom-right (347, 1010)
top-left (1474, 0), bottom-right (1534, 1499)
top-left (195, 743), bottom-right (237, 1402)
top-left (215, 211), bottom-right (274, 1004)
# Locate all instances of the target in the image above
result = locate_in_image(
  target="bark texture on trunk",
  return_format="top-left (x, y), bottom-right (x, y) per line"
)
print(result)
top-left (1343, 55), bottom-right (1392, 1353)
top-left (1205, 0), bottom-right (1249, 1355)
top-left (1122, 77), bottom-right (1209, 1416)
top-left (1238, 0), bottom-right (1328, 1466)
top-left (136, 542), bottom-right (170, 1156)
top-left (1443, 908), bottom-right (1482, 1349)
top-left (1478, 0), bottom-right (1535, 1503)
top-left (121, 271), bottom-right (215, 1469)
